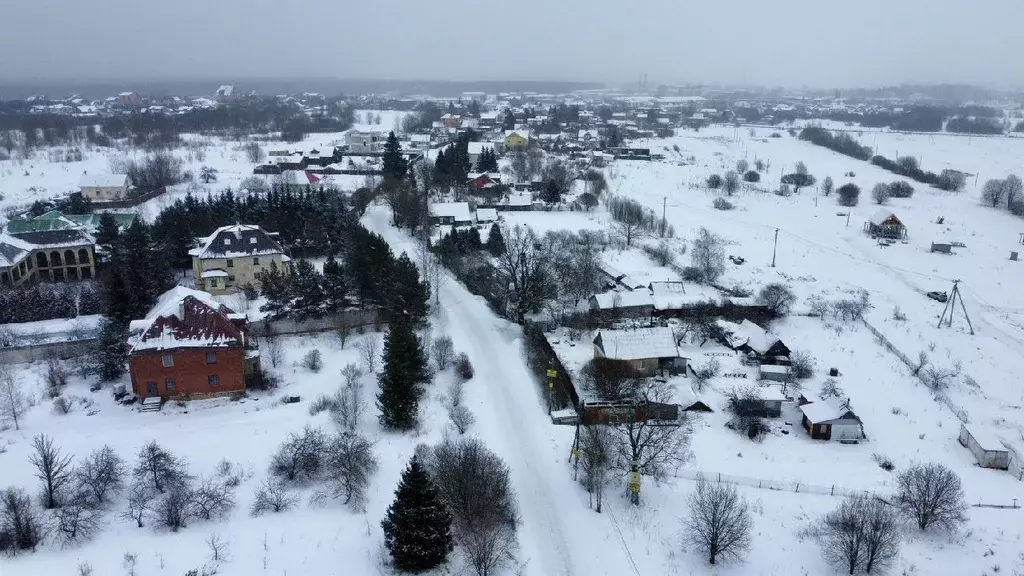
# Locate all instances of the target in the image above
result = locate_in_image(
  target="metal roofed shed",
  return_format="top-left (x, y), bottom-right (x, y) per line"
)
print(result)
top-left (959, 423), bottom-right (1009, 470)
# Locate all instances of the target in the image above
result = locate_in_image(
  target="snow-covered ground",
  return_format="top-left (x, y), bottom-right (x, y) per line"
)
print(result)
top-left (6, 121), bottom-right (1024, 575)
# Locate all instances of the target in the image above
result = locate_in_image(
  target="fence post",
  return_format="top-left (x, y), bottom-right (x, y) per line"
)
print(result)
top-left (795, 483), bottom-right (800, 493)
top-left (717, 473), bottom-right (721, 483)
top-left (831, 485), bottom-right (834, 496)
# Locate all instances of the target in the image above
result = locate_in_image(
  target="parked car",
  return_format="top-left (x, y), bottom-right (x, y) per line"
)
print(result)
top-left (926, 291), bottom-right (948, 303)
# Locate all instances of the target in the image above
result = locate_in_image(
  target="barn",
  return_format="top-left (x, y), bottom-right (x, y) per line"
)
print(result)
top-left (799, 399), bottom-right (864, 442)
top-left (958, 423), bottom-right (1009, 470)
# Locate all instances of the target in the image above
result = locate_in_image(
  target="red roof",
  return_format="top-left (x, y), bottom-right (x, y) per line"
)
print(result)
top-left (304, 170), bottom-right (321, 184)
top-left (134, 296), bottom-right (245, 351)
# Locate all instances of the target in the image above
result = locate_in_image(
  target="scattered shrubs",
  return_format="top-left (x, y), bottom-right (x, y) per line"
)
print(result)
top-left (799, 126), bottom-right (872, 160)
top-left (447, 404), bottom-right (475, 434)
top-left (641, 241), bottom-right (678, 266)
top-left (837, 183), bottom-right (861, 206)
top-left (712, 197), bottom-right (735, 211)
top-left (819, 378), bottom-right (844, 400)
top-left (308, 394), bottom-right (337, 416)
top-left (45, 359), bottom-right (69, 397)
top-left (456, 353), bottom-right (474, 381)
top-left (872, 453), bottom-right (895, 472)
top-left (706, 174), bottom-right (724, 189)
top-left (133, 441), bottom-right (189, 494)
top-left (324, 433), bottom-right (378, 511)
top-left (723, 171), bottom-right (741, 196)
top-left (0, 487), bottom-right (45, 552)
top-left (76, 446), bottom-right (127, 505)
top-left (302, 349), bottom-right (323, 373)
top-left (775, 184), bottom-right (792, 197)
top-left (871, 183), bottom-right (890, 205)
top-left (52, 396), bottom-right (72, 415)
top-left (269, 426), bottom-right (328, 484)
top-left (681, 266), bottom-right (704, 283)
top-left (743, 170), bottom-right (760, 183)
top-left (249, 479), bottom-right (297, 516)
top-left (690, 227), bottom-right (726, 284)
top-left (936, 169), bottom-right (966, 192)
top-left (888, 181), bottom-right (914, 198)
top-left (691, 359), bottom-right (721, 392)
top-left (821, 176), bottom-right (834, 196)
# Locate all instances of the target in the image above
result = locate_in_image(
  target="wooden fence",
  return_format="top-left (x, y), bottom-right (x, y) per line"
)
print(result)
top-left (250, 307), bottom-right (385, 338)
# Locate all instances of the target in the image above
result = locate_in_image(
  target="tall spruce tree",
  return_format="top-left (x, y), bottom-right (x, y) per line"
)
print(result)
top-left (376, 318), bottom-right (429, 430)
top-left (94, 318), bottom-right (128, 381)
top-left (381, 455), bottom-right (452, 572)
top-left (94, 213), bottom-right (121, 256)
top-left (258, 261), bottom-right (294, 318)
top-left (387, 253), bottom-right (429, 323)
top-left (291, 259), bottom-right (325, 319)
top-left (541, 180), bottom-right (562, 204)
top-left (322, 256), bottom-right (349, 312)
top-left (382, 132), bottom-right (408, 182)
top-left (486, 224), bottom-right (506, 256)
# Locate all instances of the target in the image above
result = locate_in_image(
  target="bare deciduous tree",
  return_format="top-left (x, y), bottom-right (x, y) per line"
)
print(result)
top-left (189, 477), bottom-right (236, 520)
top-left (691, 359), bottom-right (721, 392)
top-left (578, 425), bottom-right (613, 513)
top-left (432, 336), bottom-right (455, 371)
top-left (356, 335), bottom-right (380, 374)
top-left (53, 494), bottom-right (103, 545)
top-left (133, 441), bottom-right (188, 494)
top-left (423, 437), bottom-right (520, 576)
top-left (757, 283), bottom-right (795, 317)
top-left (264, 333), bottom-right (284, 368)
top-left (691, 227), bottom-right (726, 284)
top-left (684, 475), bottom-right (752, 565)
top-left (325, 433), bottom-right (378, 511)
top-left (871, 183), bottom-right (890, 205)
top-left (819, 378), bottom-right (844, 400)
top-left (75, 445), bottom-right (126, 506)
top-left (921, 364), bottom-right (961, 391)
top-left (1005, 174), bottom-right (1023, 209)
top-left (613, 382), bottom-right (692, 494)
top-left (153, 486), bottom-right (192, 532)
top-left (820, 495), bottom-right (901, 575)
top-left (447, 404), bottom-right (475, 434)
top-left (895, 462), bottom-right (968, 532)
top-left (332, 364), bottom-right (365, 432)
top-left (0, 368), bottom-right (27, 431)
top-left (249, 479), bottom-right (297, 516)
top-left (447, 378), bottom-right (465, 408)
top-left (30, 434), bottom-right (75, 509)
top-left (982, 178), bottom-right (1006, 208)
top-left (495, 225), bottom-right (554, 323)
top-left (1, 487), bottom-right (45, 552)
top-left (206, 533), bottom-right (230, 564)
top-left (122, 480), bottom-right (152, 528)
top-left (270, 426), bottom-right (328, 484)
top-left (723, 171), bottom-right (741, 196)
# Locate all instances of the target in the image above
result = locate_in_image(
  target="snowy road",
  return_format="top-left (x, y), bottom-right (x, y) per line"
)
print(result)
top-left (364, 208), bottom-right (639, 576)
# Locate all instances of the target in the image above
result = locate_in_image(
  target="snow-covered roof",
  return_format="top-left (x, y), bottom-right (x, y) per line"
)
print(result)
top-left (594, 327), bottom-right (678, 361)
top-left (129, 287), bottom-right (244, 353)
top-left (201, 269), bottom-right (230, 279)
top-left (760, 364), bottom-right (791, 375)
top-left (189, 224), bottom-right (286, 259)
top-left (429, 202), bottom-right (472, 222)
top-left (468, 142), bottom-right (493, 155)
top-left (79, 173), bottom-right (129, 188)
top-left (961, 424), bottom-right (1007, 452)
top-left (476, 208), bottom-right (498, 223)
top-left (0, 234), bottom-right (30, 267)
top-left (590, 290), bottom-right (654, 310)
top-left (649, 281), bottom-right (688, 310)
top-left (507, 193), bottom-right (533, 207)
top-left (753, 386), bottom-right (787, 402)
top-left (738, 319), bottom-right (778, 355)
top-left (869, 209), bottom-right (901, 227)
top-left (799, 398), bottom-right (851, 423)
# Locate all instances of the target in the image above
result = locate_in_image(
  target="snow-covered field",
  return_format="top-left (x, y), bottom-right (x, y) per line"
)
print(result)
top-left (0, 110), bottom-right (410, 221)
top-left (5, 121), bottom-right (1024, 575)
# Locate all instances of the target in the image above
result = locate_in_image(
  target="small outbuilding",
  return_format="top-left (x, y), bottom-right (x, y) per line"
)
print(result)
top-left (589, 290), bottom-right (655, 320)
top-left (865, 210), bottom-right (907, 239)
top-left (592, 326), bottom-right (686, 377)
top-left (799, 398), bottom-right (864, 442)
top-left (759, 364), bottom-right (792, 382)
top-left (958, 423), bottom-right (1009, 470)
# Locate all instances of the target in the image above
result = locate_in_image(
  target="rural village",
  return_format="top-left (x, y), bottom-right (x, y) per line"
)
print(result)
top-left (0, 82), bottom-right (1023, 576)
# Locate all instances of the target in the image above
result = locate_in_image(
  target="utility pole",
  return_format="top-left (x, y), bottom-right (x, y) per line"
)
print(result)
top-left (771, 228), bottom-right (779, 267)
top-left (662, 196), bottom-right (667, 232)
top-left (937, 279), bottom-right (975, 335)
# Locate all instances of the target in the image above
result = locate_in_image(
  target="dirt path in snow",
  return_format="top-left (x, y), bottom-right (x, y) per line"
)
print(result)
top-left (364, 208), bottom-right (639, 576)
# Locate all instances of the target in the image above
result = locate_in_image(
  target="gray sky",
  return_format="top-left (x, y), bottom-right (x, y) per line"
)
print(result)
top-left (3, 0), bottom-right (1022, 89)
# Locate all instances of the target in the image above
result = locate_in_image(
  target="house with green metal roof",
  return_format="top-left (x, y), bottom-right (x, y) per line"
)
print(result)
top-left (5, 210), bottom-right (137, 235)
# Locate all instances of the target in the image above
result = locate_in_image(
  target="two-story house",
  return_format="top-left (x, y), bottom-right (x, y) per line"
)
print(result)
top-left (79, 174), bottom-right (132, 201)
top-left (128, 287), bottom-right (259, 400)
top-left (189, 224), bottom-right (290, 295)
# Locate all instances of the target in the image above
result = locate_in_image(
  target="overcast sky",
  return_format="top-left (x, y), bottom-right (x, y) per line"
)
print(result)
top-left (3, 0), bottom-right (1022, 89)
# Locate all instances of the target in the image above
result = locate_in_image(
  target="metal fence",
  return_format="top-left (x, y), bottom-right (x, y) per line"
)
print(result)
top-left (676, 468), bottom-right (881, 498)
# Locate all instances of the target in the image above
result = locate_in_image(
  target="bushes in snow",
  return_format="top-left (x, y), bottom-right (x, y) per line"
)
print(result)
top-left (302, 349), bottom-right (323, 373)
top-left (743, 170), bottom-right (760, 183)
top-left (456, 353), bottom-right (474, 381)
top-left (250, 479), bottom-right (298, 516)
top-left (837, 184), bottom-right (861, 206)
top-left (713, 197), bottom-right (735, 211)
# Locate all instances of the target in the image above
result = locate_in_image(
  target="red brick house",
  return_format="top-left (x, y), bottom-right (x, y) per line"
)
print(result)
top-left (128, 287), bottom-right (258, 400)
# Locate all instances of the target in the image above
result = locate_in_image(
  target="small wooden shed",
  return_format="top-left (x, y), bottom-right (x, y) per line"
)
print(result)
top-left (759, 364), bottom-right (792, 382)
top-left (958, 423), bottom-right (1009, 470)
top-left (865, 210), bottom-right (907, 239)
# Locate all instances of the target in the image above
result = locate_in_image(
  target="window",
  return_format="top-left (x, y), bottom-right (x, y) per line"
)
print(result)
top-left (253, 257), bottom-right (260, 266)
top-left (224, 238), bottom-right (231, 245)
top-left (250, 237), bottom-right (257, 244)
top-left (206, 351), bottom-right (217, 364)
top-left (162, 354), bottom-right (174, 367)
top-left (226, 259), bottom-right (234, 268)
top-left (165, 378), bottom-right (176, 392)
top-left (208, 375), bottom-right (220, 387)
top-left (228, 275), bottom-right (235, 282)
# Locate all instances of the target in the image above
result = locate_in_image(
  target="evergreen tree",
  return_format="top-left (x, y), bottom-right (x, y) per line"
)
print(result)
top-left (541, 180), bottom-right (562, 204)
top-left (94, 213), bottom-right (121, 256)
top-left (382, 132), bottom-right (408, 182)
top-left (258, 261), bottom-right (294, 318)
top-left (433, 149), bottom-right (449, 187)
top-left (502, 109), bottom-right (516, 131)
top-left (291, 259), bottom-right (325, 319)
top-left (464, 227), bottom-right (483, 251)
top-left (486, 224), bottom-right (506, 256)
top-left (381, 456), bottom-right (452, 572)
top-left (322, 256), bottom-right (349, 312)
top-left (94, 318), bottom-right (128, 381)
top-left (387, 253), bottom-right (430, 324)
top-left (376, 318), bottom-right (429, 430)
